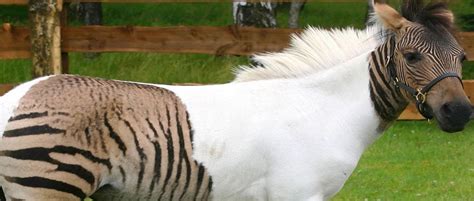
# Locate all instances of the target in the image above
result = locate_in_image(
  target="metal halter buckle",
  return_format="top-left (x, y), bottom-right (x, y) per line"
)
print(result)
top-left (415, 89), bottom-right (426, 104)
top-left (393, 77), bottom-right (399, 86)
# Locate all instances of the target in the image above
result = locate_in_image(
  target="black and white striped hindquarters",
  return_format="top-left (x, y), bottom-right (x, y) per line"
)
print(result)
top-left (0, 75), bottom-right (212, 201)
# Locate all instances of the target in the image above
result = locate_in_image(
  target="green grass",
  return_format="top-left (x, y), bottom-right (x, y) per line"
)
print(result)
top-left (70, 53), bottom-right (245, 84)
top-left (0, 53), bottom-right (247, 84)
top-left (1, 2), bottom-right (474, 200)
top-left (334, 121), bottom-right (474, 200)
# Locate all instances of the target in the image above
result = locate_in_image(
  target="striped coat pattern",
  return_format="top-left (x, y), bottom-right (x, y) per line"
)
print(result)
top-left (0, 75), bottom-right (212, 200)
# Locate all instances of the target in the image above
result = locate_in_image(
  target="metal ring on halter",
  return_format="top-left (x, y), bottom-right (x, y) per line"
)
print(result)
top-left (385, 55), bottom-right (391, 67)
top-left (415, 89), bottom-right (427, 104)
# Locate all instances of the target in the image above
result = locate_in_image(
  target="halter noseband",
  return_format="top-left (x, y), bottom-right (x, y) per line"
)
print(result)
top-left (385, 42), bottom-right (463, 119)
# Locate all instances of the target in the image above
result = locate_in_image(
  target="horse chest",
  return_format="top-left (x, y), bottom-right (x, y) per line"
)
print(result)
top-left (186, 108), bottom-right (378, 200)
top-left (189, 129), bottom-right (368, 201)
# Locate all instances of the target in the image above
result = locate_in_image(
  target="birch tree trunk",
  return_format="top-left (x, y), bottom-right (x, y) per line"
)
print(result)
top-left (233, 2), bottom-right (277, 28)
top-left (288, 1), bottom-right (305, 28)
top-left (29, 0), bottom-right (63, 77)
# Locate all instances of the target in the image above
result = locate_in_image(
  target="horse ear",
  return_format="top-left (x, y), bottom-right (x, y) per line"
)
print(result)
top-left (374, 2), bottom-right (410, 31)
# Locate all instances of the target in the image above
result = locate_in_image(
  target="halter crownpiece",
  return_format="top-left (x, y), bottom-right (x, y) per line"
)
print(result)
top-left (385, 48), bottom-right (463, 119)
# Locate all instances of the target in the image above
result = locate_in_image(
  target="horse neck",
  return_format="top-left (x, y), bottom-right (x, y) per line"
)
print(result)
top-left (368, 37), bottom-right (409, 129)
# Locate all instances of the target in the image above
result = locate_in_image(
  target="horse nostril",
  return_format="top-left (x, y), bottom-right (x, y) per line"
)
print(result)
top-left (438, 102), bottom-right (471, 132)
top-left (441, 103), bottom-right (453, 117)
top-left (440, 102), bottom-right (472, 122)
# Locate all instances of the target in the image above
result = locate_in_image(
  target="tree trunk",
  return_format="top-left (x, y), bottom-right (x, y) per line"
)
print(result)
top-left (288, 1), bottom-right (305, 28)
top-left (233, 1), bottom-right (277, 28)
top-left (29, 0), bottom-right (62, 77)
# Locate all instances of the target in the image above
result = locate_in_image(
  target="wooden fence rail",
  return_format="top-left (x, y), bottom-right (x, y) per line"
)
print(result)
top-left (0, 84), bottom-right (14, 96)
top-left (1, 25), bottom-right (473, 60)
top-left (0, 25), bottom-right (299, 58)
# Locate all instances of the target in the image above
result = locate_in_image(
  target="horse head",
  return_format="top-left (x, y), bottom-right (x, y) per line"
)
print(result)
top-left (373, 0), bottom-right (472, 132)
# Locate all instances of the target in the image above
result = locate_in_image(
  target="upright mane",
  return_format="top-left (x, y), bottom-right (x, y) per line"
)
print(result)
top-left (401, 0), bottom-right (455, 34)
top-left (233, 25), bottom-right (385, 82)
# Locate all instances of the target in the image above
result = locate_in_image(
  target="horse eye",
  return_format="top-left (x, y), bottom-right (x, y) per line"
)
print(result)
top-left (403, 52), bottom-right (422, 64)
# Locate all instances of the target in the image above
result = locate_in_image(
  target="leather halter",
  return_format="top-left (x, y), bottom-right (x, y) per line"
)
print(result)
top-left (385, 40), bottom-right (463, 119)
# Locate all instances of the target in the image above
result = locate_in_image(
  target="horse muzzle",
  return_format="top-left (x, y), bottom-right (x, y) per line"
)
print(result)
top-left (434, 100), bottom-right (472, 133)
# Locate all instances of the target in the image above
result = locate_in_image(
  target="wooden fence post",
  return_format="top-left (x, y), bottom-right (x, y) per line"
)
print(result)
top-left (28, 0), bottom-right (63, 77)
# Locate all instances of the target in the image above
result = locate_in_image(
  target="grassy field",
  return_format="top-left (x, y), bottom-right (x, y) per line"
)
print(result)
top-left (1, 2), bottom-right (474, 200)
top-left (334, 121), bottom-right (474, 200)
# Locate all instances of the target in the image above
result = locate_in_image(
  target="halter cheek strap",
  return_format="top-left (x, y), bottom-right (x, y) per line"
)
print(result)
top-left (386, 56), bottom-right (463, 119)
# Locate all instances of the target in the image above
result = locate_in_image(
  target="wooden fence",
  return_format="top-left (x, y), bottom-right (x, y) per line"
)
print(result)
top-left (1, 25), bottom-right (473, 59)
top-left (0, 0), bottom-right (473, 120)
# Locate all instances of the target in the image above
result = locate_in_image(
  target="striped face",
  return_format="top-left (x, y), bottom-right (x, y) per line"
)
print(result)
top-left (394, 24), bottom-right (471, 132)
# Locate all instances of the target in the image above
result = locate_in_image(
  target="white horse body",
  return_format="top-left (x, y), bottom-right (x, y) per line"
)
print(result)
top-left (162, 51), bottom-right (381, 200)
top-left (0, 25), bottom-right (384, 200)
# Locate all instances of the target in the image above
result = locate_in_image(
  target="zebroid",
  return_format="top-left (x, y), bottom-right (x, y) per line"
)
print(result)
top-left (0, 0), bottom-right (472, 200)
